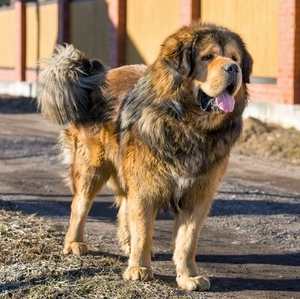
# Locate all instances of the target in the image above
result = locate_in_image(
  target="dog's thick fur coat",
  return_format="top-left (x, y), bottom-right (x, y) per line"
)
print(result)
top-left (38, 23), bottom-right (252, 291)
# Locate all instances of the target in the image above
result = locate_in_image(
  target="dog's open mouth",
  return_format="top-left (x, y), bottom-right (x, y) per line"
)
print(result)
top-left (197, 84), bottom-right (236, 113)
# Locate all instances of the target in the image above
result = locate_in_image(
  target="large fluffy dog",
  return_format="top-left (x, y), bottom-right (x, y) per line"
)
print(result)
top-left (38, 23), bottom-right (252, 291)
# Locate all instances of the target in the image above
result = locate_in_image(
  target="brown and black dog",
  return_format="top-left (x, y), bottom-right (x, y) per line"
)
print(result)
top-left (38, 23), bottom-right (252, 291)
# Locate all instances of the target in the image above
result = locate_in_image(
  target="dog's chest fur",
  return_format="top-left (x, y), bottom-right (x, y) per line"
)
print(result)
top-left (171, 175), bottom-right (196, 209)
top-left (138, 110), bottom-right (242, 178)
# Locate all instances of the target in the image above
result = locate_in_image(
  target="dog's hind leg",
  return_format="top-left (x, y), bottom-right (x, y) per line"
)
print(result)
top-left (62, 129), bottom-right (111, 256)
top-left (63, 165), bottom-right (110, 256)
top-left (116, 196), bottom-right (130, 255)
top-left (107, 174), bottom-right (130, 256)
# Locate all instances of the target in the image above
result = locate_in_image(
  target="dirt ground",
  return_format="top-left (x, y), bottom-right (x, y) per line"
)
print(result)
top-left (0, 98), bottom-right (299, 298)
top-left (236, 117), bottom-right (300, 165)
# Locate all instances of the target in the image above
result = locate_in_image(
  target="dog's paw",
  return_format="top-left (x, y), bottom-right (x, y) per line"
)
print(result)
top-left (176, 275), bottom-right (210, 291)
top-left (123, 266), bottom-right (153, 281)
top-left (63, 242), bottom-right (88, 256)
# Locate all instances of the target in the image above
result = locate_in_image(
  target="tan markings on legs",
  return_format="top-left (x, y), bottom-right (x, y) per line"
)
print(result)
top-left (106, 173), bottom-right (130, 256)
top-left (173, 206), bottom-right (210, 291)
top-left (62, 125), bottom-right (114, 256)
top-left (63, 165), bottom-right (111, 256)
top-left (123, 197), bottom-right (156, 281)
top-left (117, 196), bottom-right (130, 256)
top-left (173, 157), bottom-right (229, 291)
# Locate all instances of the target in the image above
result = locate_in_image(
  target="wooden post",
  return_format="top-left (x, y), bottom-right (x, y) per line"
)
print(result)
top-left (58, 0), bottom-right (70, 44)
top-left (180, 0), bottom-right (200, 26)
top-left (107, 0), bottom-right (127, 66)
top-left (15, 0), bottom-right (26, 81)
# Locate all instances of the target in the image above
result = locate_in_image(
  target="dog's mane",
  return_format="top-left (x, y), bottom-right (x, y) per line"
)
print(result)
top-left (116, 67), bottom-right (244, 176)
top-left (115, 23), bottom-right (251, 176)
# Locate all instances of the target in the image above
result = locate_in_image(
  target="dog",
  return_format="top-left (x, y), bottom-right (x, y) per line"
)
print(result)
top-left (38, 23), bottom-right (252, 291)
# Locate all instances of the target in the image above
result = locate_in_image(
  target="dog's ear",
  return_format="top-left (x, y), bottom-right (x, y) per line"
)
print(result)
top-left (81, 59), bottom-right (105, 76)
top-left (90, 59), bottom-right (105, 73)
top-left (163, 39), bottom-right (196, 77)
top-left (242, 49), bottom-right (253, 83)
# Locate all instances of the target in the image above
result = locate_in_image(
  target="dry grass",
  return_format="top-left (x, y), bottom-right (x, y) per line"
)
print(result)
top-left (0, 202), bottom-right (191, 299)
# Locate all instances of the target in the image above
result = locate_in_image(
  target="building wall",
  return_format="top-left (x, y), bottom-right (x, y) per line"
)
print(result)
top-left (26, 2), bottom-right (58, 69)
top-left (1, 0), bottom-right (298, 108)
top-left (0, 6), bottom-right (16, 68)
top-left (200, 0), bottom-right (279, 78)
top-left (126, 0), bottom-right (181, 65)
top-left (0, 0), bottom-right (280, 74)
top-left (70, 0), bottom-right (110, 65)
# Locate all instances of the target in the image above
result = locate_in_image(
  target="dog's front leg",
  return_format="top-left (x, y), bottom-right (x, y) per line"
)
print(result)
top-left (123, 194), bottom-right (155, 281)
top-left (173, 203), bottom-right (211, 291)
top-left (173, 158), bottom-right (229, 291)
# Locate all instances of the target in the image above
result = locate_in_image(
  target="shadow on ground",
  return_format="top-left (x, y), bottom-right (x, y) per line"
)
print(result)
top-left (154, 252), bottom-right (300, 267)
top-left (0, 97), bottom-right (37, 114)
top-left (1, 193), bottom-right (300, 220)
top-left (210, 277), bottom-right (300, 292)
top-left (211, 198), bottom-right (300, 216)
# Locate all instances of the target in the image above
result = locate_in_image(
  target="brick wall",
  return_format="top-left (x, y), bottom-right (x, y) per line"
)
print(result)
top-left (277, 0), bottom-right (297, 104)
top-left (247, 0), bottom-right (300, 105)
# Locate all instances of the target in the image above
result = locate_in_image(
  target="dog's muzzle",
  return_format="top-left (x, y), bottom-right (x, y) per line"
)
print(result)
top-left (224, 63), bottom-right (240, 94)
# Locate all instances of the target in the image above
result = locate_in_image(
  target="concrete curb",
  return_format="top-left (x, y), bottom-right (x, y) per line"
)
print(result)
top-left (244, 101), bottom-right (300, 130)
top-left (0, 81), bottom-right (37, 98)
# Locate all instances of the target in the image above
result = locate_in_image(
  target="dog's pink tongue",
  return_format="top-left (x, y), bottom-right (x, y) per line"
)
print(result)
top-left (215, 92), bottom-right (235, 113)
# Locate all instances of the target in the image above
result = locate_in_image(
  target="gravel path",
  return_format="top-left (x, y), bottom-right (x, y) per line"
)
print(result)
top-left (0, 108), bottom-right (299, 298)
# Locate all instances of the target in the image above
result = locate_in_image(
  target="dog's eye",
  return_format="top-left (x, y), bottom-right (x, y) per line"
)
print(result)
top-left (231, 55), bottom-right (238, 62)
top-left (201, 54), bottom-right (214, 61)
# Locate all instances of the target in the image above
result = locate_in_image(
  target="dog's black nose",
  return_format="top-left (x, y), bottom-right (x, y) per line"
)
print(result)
top-left (224, 63), bottom-right (239, 74)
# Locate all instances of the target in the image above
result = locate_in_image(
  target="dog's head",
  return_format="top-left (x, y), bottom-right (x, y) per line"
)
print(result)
top-left (159, 23), bottom-right (253, 114)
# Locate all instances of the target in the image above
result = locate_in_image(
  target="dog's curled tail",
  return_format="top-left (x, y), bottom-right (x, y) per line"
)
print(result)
top-left (38, 44), bottom-right (106, 125)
